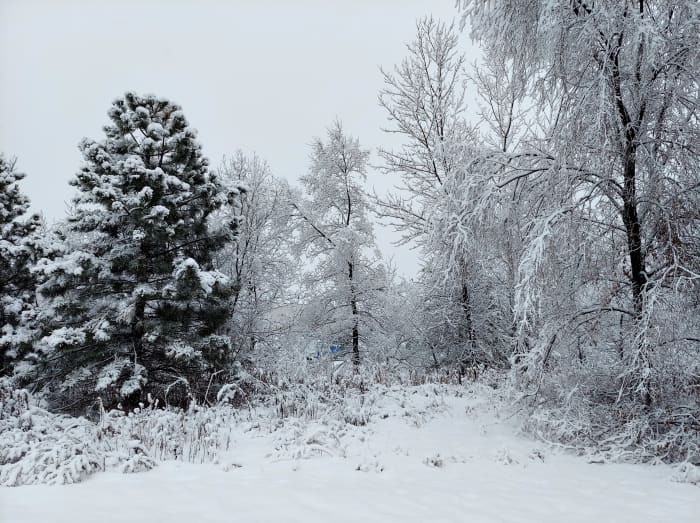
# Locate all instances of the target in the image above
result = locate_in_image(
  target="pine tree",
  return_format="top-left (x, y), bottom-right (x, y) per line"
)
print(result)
top-left (35, 93), bottom-right (245, 413)
top-left (0, 155), bottom-right (41, 377)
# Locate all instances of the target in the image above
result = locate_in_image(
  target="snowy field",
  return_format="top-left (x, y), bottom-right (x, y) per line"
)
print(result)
top-left (1, 384), bottom-right (697, 523)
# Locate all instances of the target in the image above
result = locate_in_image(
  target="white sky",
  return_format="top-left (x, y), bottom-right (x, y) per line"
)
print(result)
top-left (0, 0), bottom-right (480, 276)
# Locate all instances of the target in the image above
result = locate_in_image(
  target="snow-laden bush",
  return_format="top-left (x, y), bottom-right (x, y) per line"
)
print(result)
top-left (0, 381), bottom-right (103, 486)
top-left (522, 393), bottom-right (700, 467)
top-left (1, 371), bottom-right (462, 485)
top-left (97, 400), bottom-right (239, 464)
top-left (671, 462), bottom-right (700, 485)
top-left (261, 368), bottom-right (461, 462)
top-left (0, 380), bottom-right (243, 486)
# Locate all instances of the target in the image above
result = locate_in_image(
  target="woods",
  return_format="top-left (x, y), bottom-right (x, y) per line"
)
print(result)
top-left (1, 1), bottom-right (698, 475)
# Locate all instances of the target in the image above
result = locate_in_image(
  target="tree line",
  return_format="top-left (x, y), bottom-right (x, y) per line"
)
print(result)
top-left (1, 2), bottom-right (698, 449)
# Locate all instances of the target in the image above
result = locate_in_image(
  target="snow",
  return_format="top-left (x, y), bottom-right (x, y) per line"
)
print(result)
top-left (119, 364), bottom-right (146, 397)
top-left (1, 384), bottom-right (697, 523)
top-left (171, 257), bottom-right (227, 294)
top-left (164, 341), bottom-right (196, 360)
top-left (146, 122), bottom-right (165, 137)
top-left (42, 326), bottom-right (86, 349)
top-left (95, 359), bottom-right (129, 391)
top-left (146, 205), bottom-right (170, 220)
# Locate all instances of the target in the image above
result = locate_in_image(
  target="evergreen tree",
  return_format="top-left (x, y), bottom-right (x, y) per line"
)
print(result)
top-left (0, 155), bottom-right (41, 377)
top-left (35, 93), bottom-right (245, 413)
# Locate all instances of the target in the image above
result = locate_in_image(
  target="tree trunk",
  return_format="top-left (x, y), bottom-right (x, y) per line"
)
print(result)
top-left (621, 142), bottom-right (646, 318)
top-left (620, 143), bottom-right (652, 407)
top-left (457, 262), bottom-right (476, 371)
top-left (348, 261), bottom-right (360, 367)
top-left (459, 281), bottom-right (475, 345)
top-left (611, 44), bottom-right (651, 406)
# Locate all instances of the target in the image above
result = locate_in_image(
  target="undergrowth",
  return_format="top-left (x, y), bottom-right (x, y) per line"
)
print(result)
top-left (2, 365), bottom-right (698, 487)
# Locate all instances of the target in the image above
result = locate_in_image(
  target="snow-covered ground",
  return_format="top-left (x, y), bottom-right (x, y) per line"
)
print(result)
top-left (1, 384), bottom-right (698, 523)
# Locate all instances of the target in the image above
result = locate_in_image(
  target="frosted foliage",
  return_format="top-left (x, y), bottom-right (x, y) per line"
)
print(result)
top-left (44, 327), bottom-right (86, 349)
top-left (214, 151), bottom-right (304, 366)
top-left (119, 364), bottom-right (147, 397)
top-left (2, 373), bottom-right (697, 502)
top-left (377, 16), bottom-right (471, 247)
top-left (0, 383), bottom-right (103, 486)
top-left (211, 153), bottom-right (299, 365)
top-left (32, 93), bottom-right (244, 413)
top-left (0, 154), bottom-right (41, 377)
top-left (95, 359), bottom-right (129, 391)
top-left (447, 0), bottom-right (700, 436)
top-left (293, 121), bottom-right (387, 364)
top-left (2, 5), bottom-right (699, 492)
top-left (0, 379), bottom-right (232, 486)
top-left (376, 17), bottom-right (502, 369)
top-left (172, 257), bottom-right (228, 295)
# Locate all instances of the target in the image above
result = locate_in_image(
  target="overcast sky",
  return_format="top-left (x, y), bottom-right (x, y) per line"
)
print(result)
top-left (0, 0), bottom-right (480, 276)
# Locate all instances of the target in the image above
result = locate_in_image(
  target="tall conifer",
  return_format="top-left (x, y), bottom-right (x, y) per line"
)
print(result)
top-left (36, 93), bottom-right (244, 412)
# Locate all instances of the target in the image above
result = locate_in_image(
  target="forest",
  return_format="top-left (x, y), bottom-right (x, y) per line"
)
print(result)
top-left (0, 1), bottom-right (699, 517)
